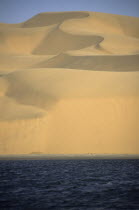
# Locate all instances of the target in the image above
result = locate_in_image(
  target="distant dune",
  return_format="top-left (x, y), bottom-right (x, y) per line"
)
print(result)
top-left (0, 11), bottom-right (139, 154)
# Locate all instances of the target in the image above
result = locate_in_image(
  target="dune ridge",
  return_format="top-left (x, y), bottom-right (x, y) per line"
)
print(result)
top-left (0, 11), bottom-right (139, 155)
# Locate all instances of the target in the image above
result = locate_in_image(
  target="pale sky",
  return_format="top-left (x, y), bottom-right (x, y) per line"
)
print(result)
top-left (0, 0), bottom-right (139, 23)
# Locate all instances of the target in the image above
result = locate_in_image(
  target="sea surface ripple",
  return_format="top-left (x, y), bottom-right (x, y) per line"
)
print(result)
top-left (0, 159), bottom-right (139, 209)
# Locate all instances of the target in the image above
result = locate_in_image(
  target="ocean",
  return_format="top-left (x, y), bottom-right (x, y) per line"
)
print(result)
top-left (0, 159), bottom-right (139, 209)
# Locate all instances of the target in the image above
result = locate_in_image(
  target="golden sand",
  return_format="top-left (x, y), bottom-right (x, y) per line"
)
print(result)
top-left (0, 11), bottom-right (139, 154)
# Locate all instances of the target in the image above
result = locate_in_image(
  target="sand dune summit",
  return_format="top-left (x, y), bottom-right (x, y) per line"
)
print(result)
top-left (0, 11), bottom-right (139, 154)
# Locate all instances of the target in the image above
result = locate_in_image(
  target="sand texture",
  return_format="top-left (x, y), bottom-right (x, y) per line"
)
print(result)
top-left (0, 11), bottom-right (139, 154)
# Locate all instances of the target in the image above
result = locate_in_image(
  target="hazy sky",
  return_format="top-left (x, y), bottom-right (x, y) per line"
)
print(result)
top-left (0, 0), bottom-right (139, 23)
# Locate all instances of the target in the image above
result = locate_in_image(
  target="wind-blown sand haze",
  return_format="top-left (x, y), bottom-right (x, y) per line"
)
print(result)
top-left (0, 11), bottom-right (139, 155)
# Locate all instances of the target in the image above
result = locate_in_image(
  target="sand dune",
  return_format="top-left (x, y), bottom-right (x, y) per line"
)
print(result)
top-left (32, 27), bottom-right (103, 55)
top-left (22, 11), bottom-right (89, 27)
top-left (0, 11), bottom-right (139, 154)
top-left (0, 54), bottom-right (53, 74)
top-left (35, 53), bottom-right (139, 71)
top-left (0, 24), bottom-right (55, 55)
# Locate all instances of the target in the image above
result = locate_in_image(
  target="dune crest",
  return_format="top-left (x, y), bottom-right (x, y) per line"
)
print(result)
top-left (0, 11), bottom-right (139, 154)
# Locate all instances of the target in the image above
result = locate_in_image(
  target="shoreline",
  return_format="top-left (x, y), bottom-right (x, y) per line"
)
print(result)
top-left (0, 154), bottom-right (139, 160)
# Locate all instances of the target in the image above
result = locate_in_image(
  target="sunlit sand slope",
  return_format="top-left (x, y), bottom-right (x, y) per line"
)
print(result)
top-left (0, 11), bottom-right (139, 154)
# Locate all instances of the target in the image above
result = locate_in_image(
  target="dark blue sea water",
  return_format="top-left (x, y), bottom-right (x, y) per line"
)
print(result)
top-left (0, 159), bottom-right (139, 209)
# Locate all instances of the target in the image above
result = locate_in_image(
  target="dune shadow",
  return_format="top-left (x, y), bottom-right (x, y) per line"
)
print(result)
top-left (22, 12), bottom-right (89, 28)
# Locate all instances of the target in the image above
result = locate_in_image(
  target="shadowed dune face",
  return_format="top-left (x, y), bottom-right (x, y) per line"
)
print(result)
top-left (22, 12), bottom-right (89, 27)
top-left (32, 28), bottom-right (103, 55)
top-left (0, 11), bottom-right (139, 155)
top-left (35, 53), bottom-right (139, 71)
